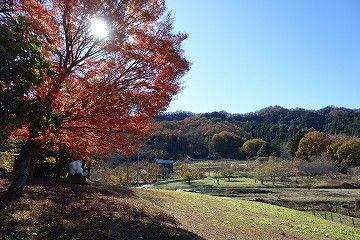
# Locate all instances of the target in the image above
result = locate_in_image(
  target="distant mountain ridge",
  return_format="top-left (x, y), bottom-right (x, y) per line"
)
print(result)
top-left (159, 106), bottom-right (360, 121)
top-left (148, 106), bottom-right (360, 159)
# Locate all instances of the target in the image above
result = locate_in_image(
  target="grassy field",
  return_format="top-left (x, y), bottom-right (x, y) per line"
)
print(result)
top-left (1, 174), bottom-right (360, 240)
top-left (155, 176), bottom-right (360, 221)
top-left (155, 176), bottom-right (275, 189)
top-left (306, 210), bottom-right (360, 228)
top-left (144, 189), bottom-right (360, 240)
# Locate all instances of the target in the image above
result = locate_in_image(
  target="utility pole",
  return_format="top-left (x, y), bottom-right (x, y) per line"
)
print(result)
top-left (208, 129), bottom-right (211, 177)
top-left (126, 156), bottom-right (129, 187)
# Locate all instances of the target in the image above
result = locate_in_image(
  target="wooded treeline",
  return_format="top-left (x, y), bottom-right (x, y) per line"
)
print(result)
top-left (143, 106), bottom-right (360, 160)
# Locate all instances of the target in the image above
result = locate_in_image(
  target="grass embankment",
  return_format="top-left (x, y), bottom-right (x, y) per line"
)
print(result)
top-left (0, 175), bottom-right (359, 240)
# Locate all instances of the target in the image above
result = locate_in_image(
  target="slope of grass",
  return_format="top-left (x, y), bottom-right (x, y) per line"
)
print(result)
top-left (140, 189), bottom-right (360, 240)
top-left (1, 174), bottom-right (359, 240)
top-left (0, 175), bottom-right (201, 240)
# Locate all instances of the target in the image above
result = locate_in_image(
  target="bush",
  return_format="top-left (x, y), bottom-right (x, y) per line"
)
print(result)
top-left (298, 156), bottom-right (335, 176)
top-left (221, 168), bottom-right (235, 181)
top-left (255, 158), bottom-right (293, 185)
top-left (176, 164), bottom-right (205, 185)
top-left (237, 172), bottom-right (252, 178)
top-left (0, 151), bottom-right (16, 172)
top-left (33, 162), bottom-right (54, 177)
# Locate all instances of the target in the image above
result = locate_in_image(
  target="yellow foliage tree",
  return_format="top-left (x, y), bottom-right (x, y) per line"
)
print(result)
top-left (255, 158), bottom-right (292, 185)
top-left (176, 164), bottom-right (205, 185)
top-left (241, 138), bottom-right (266, 159)
top-left (295, 131), bottom-right (330, 161)
top-left (336, 138), bottom-right (360, 167)
top-left (326, 135), bottom-right (350, 161)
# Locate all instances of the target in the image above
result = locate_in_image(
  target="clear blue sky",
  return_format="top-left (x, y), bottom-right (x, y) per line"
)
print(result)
top-left (165, 0), bottom-right (360, 114)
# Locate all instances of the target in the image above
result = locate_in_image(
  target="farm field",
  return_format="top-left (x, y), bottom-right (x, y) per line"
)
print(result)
top-left (155, 176), bottom-right (360, 203)
top-left (153, 166), bottom-right (360, 229)
top-left (155, 175), bottom-right (360, 213)
top-left (1, 174), bottom-right (360, 240)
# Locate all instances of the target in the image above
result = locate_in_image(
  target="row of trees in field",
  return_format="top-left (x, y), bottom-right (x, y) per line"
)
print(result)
top-left (92, 161), bottom-right (167, 186)
top-left (255, 155), bottom-right (360, 189)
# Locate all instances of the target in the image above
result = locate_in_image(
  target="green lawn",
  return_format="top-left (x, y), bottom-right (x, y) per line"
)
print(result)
top-left (305, 210), bottom-right (360, 228)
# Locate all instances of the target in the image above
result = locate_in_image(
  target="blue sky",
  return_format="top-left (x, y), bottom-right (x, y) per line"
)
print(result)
top-left (165, 0), bottom-right (360, 114)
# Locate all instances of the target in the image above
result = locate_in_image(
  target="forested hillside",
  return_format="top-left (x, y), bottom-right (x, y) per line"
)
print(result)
top-left (144, 106), bottom-right (360, 160)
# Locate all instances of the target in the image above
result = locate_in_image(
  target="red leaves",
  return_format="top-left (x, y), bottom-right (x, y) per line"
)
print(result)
top-left (11, 0), bottom-right (190, 159)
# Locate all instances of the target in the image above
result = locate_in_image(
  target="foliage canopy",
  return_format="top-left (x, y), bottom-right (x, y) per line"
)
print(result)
top-left (2, 0), bottom-right (190, 190)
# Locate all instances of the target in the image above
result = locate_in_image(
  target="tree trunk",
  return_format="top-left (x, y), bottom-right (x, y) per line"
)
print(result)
top-left (272, 177), bottom-right (276, 186)
top-left (86, 163), bottom-right (91, 179)
top-left (355, 199), bottom-right (360, 211)
top-left (7, 138), bottom-right (41, 192)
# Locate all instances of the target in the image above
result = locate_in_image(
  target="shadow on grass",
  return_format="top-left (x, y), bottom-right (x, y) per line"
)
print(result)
top-left (0, 174), bottom-right (23, 212)
top-left (0, 191), bottom-right (23, 212)
top-left (0, 174), bottom-right (204, 240)
top-left (223, 179), bottom-right (243, 183)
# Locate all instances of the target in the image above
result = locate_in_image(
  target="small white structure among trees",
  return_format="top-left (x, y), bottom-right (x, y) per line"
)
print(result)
top-left (69, 160), bottom-right (84, 176)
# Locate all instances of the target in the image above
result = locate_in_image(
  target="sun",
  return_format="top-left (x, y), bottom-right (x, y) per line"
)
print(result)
top-left (90, 19), bottom-right (109, 39)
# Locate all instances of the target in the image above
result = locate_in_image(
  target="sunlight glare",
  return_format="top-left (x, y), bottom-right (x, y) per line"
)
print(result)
top-left (90, 19), bottom-right (109, 39)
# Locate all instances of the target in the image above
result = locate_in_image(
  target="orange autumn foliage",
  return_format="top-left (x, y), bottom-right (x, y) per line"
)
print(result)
top-left (10, 0), bottom-right (190, 158)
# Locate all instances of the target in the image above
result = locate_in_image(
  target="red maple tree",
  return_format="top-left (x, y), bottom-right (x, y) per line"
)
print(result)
top-left (5, 0), bottom-right (190, 191)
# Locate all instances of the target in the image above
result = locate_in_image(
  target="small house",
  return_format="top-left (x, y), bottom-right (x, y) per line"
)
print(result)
top-left (155, 159), bottom-right (174, 173)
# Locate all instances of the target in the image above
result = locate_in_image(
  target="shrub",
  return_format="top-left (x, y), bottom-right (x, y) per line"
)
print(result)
top-left (298, 156), bottom-right (335, 176)
top-left (0, 151), bottom-right (16, 172)
top-left (176, 164), bottom-right (205, 185)
top-left (255, 158), bottom-right (293, 185)
top-left (221, 168), bottom-right (235, 181)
